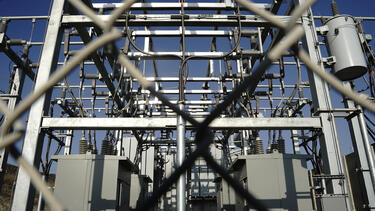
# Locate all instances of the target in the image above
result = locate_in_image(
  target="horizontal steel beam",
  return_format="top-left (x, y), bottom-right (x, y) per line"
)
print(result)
top-left (130, 29), bottom-right (258, 37)
top-left (62, 14), bottom-right (292, 27)
top-left (52, 83), bottom-right (309, 89)
top-left (313, 16), bottom-right (375, 21)
top-left (124, 51), bottom-right (261, 60)
top-left (0, 16), bottom-right (49, 20)
top-left (30, 30), bottom-right (257, 45)
top-left (41, 117), bottom-right (322, 130)
top-left (92, 2), bottom-right (271, 11)
top-left (133, 89), bottom-right (227, 94)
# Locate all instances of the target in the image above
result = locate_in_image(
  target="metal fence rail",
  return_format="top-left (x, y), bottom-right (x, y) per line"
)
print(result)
top-left (1, 0), bottom-right (375, 210)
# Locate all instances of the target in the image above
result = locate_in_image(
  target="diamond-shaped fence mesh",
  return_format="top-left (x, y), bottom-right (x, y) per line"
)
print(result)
top-left (1, 0), bottom-right (375, 210)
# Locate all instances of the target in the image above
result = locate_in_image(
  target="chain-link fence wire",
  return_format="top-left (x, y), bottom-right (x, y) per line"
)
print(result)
top-left (1, 0), bottom-right (375, 210)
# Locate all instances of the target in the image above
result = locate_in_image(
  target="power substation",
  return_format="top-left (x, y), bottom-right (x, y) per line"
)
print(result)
top-left (1, 0), bottom-right (375, 210)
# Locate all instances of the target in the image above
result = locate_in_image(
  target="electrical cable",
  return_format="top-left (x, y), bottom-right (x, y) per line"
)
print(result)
top-left (365, 113), bottom-right (375, 128)
top-left (271, 58), bottom-right (286, 117)
top-left (179, 0), bottom-right (186, 101)
top-left (239, 101), bottom-right (251, 117)
top-left (0, 30), bottom-right (122, 149)
top-left (124, 12), bottom-right (182, 60)
top-left (5, 0), bottom-right (373, 210)
top-left (0, 2), bottom-right (136, 211)
top-left (64, 76), bottom-right (88, 117)
top-left (370, 69), bottom-right (375, 97)
top-left (238, 0), bottom-right (375, 118)
top-left (297, 48), bottom-right (375, 114)
top-left (368, 128), bottom-right (375, 142)
top-left (123, 5), bottom-right (244, 96)
top-left (359, 75), bottom-right (370, 93)
top-left (111, 59), bottom-right (124, 115)
top-left (367, 126), bottom-right (375, 137)
top-left (362, 35), bottom-right (375, 97)
top-left (180, 7), bottom-right (243, 66)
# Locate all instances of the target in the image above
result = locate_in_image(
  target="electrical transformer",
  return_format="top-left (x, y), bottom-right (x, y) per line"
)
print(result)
top-left (325, 15), bottom-right (367, 80)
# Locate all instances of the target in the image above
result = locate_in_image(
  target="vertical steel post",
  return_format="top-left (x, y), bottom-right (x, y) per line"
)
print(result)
top-left (177, 1), bottom-right (186, 209)
top-left (0, 68), bottom-right (25, 191)
top-left (63, 130), bottom-right (73, 155)
top-left (36, 175), bottom-right (45, 211)
top-left (344, 85), bottom-right (375, 208)
top-left (289, 110), bottom-right (300, 154)
top-left (11, 0), bottom-right (65, 210)
top-left (116, 130), bottom-right (123, 156)
top-left (177, 103), bottom-right (186, 211)
top-left (294, 0), bottom-right (349, 202)
top-left (290, 130), bottom-right (300, 154)
top-left (357, 106), bottom-right (375, 205)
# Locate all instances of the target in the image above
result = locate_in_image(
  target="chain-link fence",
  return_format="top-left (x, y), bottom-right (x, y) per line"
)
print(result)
top-left (1, 0), bottom-right (375, 210)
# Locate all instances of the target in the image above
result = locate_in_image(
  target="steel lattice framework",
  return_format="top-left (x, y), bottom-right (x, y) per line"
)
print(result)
top-left (0, 0), bottom-right (375, 210)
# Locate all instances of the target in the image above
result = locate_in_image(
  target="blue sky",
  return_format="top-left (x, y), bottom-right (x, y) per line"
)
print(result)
top-left (313, 0), bottom-right (375, 17)
top-left (0, 0), bottom-right (374, 17)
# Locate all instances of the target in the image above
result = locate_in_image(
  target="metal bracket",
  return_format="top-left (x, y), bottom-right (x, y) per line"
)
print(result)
top-left (345, 109), bottom-right (361, 120)
top-left (316, 25), bottom-right (329, 36)
top-left (359, 33), bottom-right (373, 44)
top-left (322, 56), bottom-right (336, 67)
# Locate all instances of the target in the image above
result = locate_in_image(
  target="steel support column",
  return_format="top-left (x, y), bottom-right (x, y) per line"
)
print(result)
top-left (295, 0), bottom-right (349, 201)
top-left (11, 0), bottom-right (65, 210)
top-left (176, 103), bottom-right (186, 211)
top-left (344, 84), bottom-right (375, 208)
top-left (357, 107), bottom-right (375, 195)
top-left (63, 130), bottom-right (73, 155)
top-left (0, 68), bottom-right (25, 191)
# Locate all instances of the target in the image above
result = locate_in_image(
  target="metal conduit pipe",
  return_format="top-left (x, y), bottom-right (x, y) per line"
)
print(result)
top-left (358, 105), bottom-right (375, 194)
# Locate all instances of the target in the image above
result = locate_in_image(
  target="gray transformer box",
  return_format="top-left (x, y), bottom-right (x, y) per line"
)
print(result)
top-left (52, 154), bottom-right (135, 211)
top-left (215, 176), bottom-right (237, 211)
top-left (231, 153), bottom-right (313, 211)
top-left (129, 174), bottom-right (152, 210)
top-left (325, 15), bottom-right (367, 81)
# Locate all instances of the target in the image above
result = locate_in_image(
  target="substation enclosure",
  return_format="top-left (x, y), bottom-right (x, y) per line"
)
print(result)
top-left (215, 176), bottom-right (237, 211)
top-left (1, 0), bottom-right (375, 211)
top-left (52, 155), bottom-right (136, 211)
top-left (231, 153), bottom-right (313, 211)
